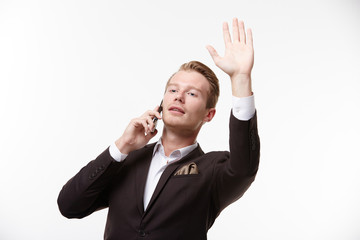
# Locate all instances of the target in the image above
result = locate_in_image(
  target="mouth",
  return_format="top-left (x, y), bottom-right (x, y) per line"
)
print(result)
top-left (168, 106), bottom-right (185, 114)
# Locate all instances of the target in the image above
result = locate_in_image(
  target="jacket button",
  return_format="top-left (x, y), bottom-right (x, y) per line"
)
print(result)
top-left (139, 230), bottom-right (146, 237)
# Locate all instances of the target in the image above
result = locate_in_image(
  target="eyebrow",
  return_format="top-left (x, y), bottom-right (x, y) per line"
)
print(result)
top-left (166, 83), bottom-right (203, 93)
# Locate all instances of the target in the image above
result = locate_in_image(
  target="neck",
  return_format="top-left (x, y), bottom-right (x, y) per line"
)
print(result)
top-left (161, 127), bottom-right (199, 156)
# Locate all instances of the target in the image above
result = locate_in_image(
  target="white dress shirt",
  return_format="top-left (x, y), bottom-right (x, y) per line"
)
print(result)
top-left (143, 140), bottom-right (198, 209)
top-left (109, 95), bottom-right (255, 210)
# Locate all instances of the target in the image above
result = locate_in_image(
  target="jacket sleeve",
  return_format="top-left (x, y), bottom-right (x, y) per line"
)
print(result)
top-left (212, 110), bottom-right (260, 213)
top-left (57, 147), bottom-right (123, 219)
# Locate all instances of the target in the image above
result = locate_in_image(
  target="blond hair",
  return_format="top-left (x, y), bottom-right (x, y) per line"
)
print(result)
top-left (166, 61), bottom-right (219, 108)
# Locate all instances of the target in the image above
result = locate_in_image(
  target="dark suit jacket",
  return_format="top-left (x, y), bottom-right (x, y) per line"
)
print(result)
top-left (57, 112), bottom-right (260, 240)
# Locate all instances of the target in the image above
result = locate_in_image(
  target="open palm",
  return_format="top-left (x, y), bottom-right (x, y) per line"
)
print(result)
top-left (207, 19), bottom-right (254, 79)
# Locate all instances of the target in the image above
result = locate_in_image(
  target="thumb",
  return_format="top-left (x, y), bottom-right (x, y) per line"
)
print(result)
top-left (206, 45), bottom-right (220, 62)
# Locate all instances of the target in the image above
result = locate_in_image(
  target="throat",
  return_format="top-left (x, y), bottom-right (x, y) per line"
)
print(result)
top-left (161, 128), bottom-right (198, 157)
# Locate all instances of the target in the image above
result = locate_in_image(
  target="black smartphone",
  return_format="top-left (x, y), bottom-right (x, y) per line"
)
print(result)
top-left (152, 100), bottom-right (163, 132)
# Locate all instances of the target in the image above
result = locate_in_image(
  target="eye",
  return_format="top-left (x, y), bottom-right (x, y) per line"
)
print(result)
top-left (169, 89), bottom-right (177, 93)
top-left (187, 92), bottom-right (196, 97)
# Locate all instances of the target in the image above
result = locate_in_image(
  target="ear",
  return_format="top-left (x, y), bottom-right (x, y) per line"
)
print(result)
top-left (203, 108), bottom-right (216, 123)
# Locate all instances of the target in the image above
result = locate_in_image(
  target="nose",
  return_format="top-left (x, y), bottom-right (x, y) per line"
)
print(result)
top-left (174, 91), bottom-right (184, 103)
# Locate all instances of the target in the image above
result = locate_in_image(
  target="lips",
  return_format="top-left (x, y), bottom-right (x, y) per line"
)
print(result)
top-left (168, 106), bottom-right (185, 114)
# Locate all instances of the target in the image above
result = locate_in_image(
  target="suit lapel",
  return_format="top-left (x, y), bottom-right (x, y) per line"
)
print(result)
top-left (144, 145), bottom-right (204, 214)
top-left (133, 143), bottom-right (156, 216)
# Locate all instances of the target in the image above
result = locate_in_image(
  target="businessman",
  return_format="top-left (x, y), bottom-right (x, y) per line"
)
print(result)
top-left (58, 18), bottom-right (260, 240)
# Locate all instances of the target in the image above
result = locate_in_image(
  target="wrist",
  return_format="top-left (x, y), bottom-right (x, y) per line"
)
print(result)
top-left (115, 137), bottom-right (132, 155)
top-left (231, 73), bottom-right (251, 82)
top-left (231, 74), bottom-right (252, 98)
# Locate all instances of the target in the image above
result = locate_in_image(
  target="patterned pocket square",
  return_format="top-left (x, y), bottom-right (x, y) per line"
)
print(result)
top-left (174, 162), bottom-right (199, 176)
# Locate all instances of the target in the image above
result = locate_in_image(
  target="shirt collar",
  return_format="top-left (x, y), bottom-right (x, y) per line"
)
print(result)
top-left (153, 138), bottom-right (198, 160)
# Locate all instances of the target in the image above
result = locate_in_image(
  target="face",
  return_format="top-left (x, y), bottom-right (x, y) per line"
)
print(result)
top-left (162, 70), bottom-right (216, 135)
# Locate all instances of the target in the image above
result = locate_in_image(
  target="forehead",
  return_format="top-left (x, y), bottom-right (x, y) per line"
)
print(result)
top-left (167, 70), bottom-right (210, 92)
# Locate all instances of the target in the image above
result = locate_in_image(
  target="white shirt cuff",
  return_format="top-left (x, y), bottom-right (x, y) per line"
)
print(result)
top-left (232, 94), bottom-right (256, 121)
top-left (109, 142), bottom-right (128, 162)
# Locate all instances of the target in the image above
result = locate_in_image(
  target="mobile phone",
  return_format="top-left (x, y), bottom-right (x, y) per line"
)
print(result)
top-left (152, 100), bottom-right (163, 132)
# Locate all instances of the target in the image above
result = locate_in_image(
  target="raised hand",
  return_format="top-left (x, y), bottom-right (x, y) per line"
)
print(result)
top-left (115, 106), bottom-right (162, 154)
top-left (207, 18), bottom-right (254, 97)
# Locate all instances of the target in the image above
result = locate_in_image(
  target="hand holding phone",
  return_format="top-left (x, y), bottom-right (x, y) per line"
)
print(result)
top-left (152, 100), bottom-right (163, 132)
top-left (115, 101), bottom-right (163, 154)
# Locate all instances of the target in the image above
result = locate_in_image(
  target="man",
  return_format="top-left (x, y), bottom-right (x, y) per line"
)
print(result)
top-left (58, 18), bottom-right (260, 240)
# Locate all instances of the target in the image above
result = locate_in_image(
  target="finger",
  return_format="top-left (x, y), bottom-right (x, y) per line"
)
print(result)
top-left (131, 118), bottom-right (148, 133)
top-left (148, 115), bottom-right (160, 133)
top-left (239, 20), bottom-right (246, 43)
top-left (135, 117), bottom-right (150, 133)
top-left (142, 109), bottom-right (159, 119)
top-left (144, 110), bottom-right (154, 117)
top-left (154, 111), bottom-right (162, 120)
top-left (222, 22), bottom-right (231, 45)
top-left (146, 116), bottom-right (155, 131)
top-left (139, 116), bottom-right (152, 134)
top-left (232, 18), bottom-right (240, 42)
top-left (148, 111), bottom-right (161, 121)
top-left (206, 45), bottom-right (221, 63)
top-left (247, 28), bottom-right (253, 47)
top-left (139, 119), bottom-right (150, 133)
top-left (132, 118), bottom-right (144, 127)
top-left (153, 106), bottom-right (162, 119)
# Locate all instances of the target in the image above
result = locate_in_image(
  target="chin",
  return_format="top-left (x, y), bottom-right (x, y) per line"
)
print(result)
top-left (164, 120), bottom-right (201, 134)
top-left (163, 118), bottom-right (184, 128)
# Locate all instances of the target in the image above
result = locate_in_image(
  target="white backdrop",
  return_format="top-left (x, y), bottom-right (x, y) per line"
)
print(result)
top-left (1, 0), bottom-right (360, 239)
